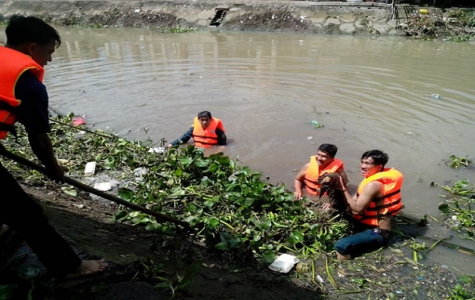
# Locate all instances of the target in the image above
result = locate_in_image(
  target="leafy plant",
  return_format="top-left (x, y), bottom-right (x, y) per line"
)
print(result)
top-left (435, 179), bottom-right (474, 196)
top-left (436, 179), bottom-right (475, 242)
top-left (1, 113), bottom-right (349, 262)
top-left (447, 155), bottom-right (471, 169)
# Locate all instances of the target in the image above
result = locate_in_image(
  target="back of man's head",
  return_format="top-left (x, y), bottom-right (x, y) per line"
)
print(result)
top-left (6, 15), bottom-right (61, 47)
top-left (361, 149), bottom-right (389, 168)
top-left (318, 143), bottom-right (337, 158)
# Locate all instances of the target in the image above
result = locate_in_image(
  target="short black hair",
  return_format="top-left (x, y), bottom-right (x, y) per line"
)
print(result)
top-left (361, 150), bottom-right (389, 168)
top-left (318, 143), bottom-right (337, 158)
top-left (6, 15), bottom-right (61, 47)
top-left (197, 111), bottom-right (212, 119)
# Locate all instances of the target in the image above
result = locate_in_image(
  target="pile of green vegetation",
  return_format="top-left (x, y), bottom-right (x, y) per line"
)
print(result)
top-left (2, 113), bottom-right (475, 299)
top-left (2, 113), bottom-right (348, 261)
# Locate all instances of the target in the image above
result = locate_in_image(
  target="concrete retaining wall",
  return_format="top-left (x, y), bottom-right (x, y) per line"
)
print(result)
top-left (0, 0), bottom-right (404, 35)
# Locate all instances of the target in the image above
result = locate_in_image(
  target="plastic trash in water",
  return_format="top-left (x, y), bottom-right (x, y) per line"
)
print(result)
top-left (311, 120), bottom-right (324, 128)
top-left (316, 275), bottom-right (324, 284)
top-left (148, 147), bottom-right (166, 154)
top-left (431, 94), bottom-right (440, 99)
top-left (94, 182), bottom-right (112, 191)
top-left (72, 117), bottom-right (86, 126)
top-left (268, 254), bottom-right (300, 273)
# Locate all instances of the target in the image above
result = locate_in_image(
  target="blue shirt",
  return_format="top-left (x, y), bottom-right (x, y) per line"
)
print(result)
top-left (15, 71), bottom-right (51, 135)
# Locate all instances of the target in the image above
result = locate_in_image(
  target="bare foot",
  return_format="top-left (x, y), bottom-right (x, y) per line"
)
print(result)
top-left (0, 224), bottom-right (10, 237)
top-left (336, 251), bottom-right (351, 261)
top-left (65, 259), bottom-right (108, 279)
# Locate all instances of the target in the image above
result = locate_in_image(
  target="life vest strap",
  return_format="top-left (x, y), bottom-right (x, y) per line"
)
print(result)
top-left (373, 189), bottom-right (401, 202)
top-left (366, 198), bottom-right (402, 212)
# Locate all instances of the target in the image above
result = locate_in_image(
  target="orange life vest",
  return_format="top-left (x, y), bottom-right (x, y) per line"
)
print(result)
top-left (0, 46), bottom-right (44, 139)
top-left (352, 168), bottom-right (404, 226)
top-left (192, 117), bottom-right (224, 148)
top-left (304, 156), bottom-right (344, 195)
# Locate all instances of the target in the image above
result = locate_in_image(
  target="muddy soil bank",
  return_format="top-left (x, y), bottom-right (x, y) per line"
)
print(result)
top-left (0, 184), bottom-right (321, 300)
top-left (1, 0), bottom-right (402, 35)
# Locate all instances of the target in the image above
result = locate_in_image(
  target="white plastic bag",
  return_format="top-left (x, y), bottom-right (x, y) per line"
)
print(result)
top-left (268, 254), bottom-right (300, 273)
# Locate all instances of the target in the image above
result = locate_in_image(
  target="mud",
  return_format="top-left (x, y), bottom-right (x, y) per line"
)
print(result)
top-left (0, 183), bottom-right (321, 299)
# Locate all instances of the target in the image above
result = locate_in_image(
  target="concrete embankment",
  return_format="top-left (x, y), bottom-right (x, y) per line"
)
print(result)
top-left (0, 0), bottom-right (406, 35)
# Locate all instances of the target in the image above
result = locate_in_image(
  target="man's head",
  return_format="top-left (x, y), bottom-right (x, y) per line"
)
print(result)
top-left (360, 149), bottom-right (388, 178)
top-left (197, 111), bottom-right (212, 130)
top-left (315, 143), bottom-right (337, 168)
top-left (5, 15), bottom-right (61, 67)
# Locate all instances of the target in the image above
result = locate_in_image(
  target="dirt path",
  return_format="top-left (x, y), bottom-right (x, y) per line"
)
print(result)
top-left (1, 184), bottom-right (321, 299)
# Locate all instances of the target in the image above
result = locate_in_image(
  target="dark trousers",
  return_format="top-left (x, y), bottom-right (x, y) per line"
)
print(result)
top-left (0, 163), bottom-right (81, 277)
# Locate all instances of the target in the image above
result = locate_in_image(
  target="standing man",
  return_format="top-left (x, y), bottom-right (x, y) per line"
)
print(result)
top-left (334, 150), bottom-right (403, 260)
top-left (293, 143), bottom-right (348, 201)
top-left (167, 111), bottom-right (226, 149)
top-left (0, 15), bottom-right (107, 278)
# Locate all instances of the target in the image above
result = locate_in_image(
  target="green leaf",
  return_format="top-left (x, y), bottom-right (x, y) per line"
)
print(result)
top-left (460, 275), bottom-right (472, 283)
top-left (287, 231), bottom-right (304, 246)
top-left (208, 217), bottom-right (220, 228)
top-left (0, 285), bottom-right (15, 300)
top-left (215, 241), bottom-right (229, 251)
top-left (118, 188), bottom-right (134, 200)
top-left (194, 159), bottom-right (209, 168)
top-left (61, 186), bottom-right (77, 197)
top-left (262, 251), bottom-right (275, 264)
top-left (178, 157), bottom-right (193, 166)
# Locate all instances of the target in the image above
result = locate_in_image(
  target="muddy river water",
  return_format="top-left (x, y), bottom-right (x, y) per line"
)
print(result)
top-left (2, 26), bottom-right (475, 273)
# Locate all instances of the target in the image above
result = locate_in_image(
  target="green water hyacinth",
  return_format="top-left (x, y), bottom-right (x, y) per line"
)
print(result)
top-left (1, 113), bottom-right (349, 260)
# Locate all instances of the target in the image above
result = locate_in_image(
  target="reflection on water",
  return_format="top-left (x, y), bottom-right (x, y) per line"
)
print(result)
top-left (2, 26), bottom-right (474, 273)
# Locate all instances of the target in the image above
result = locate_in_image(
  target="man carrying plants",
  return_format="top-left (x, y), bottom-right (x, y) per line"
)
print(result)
top-left (293, 143), bottom-right (349, 202)
top-left (333, 149), bottom-right (403, 261)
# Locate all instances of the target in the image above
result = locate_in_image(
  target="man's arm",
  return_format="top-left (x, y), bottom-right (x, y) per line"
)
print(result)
top-left (168, 127), bottom-right (193, 147)
top-left (293, 163), bottom-right (309, 200)
top-left (339, 177), bottom-right (382, 214)
top-left (28, 132), bottom-right (66, 182)
top-left (216, 128), bottom-right (227, 145)
top-left (15, 71), bottom-right (66, 182)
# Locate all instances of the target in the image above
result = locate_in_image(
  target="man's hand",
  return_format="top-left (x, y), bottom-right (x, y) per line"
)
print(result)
top-left (294, 191), bottom-right (303, 200)
top-left (46, 164), bottom-right (68, 183)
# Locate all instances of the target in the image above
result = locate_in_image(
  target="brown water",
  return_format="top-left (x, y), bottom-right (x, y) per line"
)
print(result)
top-left (2, 26), bottom-right (475, 273)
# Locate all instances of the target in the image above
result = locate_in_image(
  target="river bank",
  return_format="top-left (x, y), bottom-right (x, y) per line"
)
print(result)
top-left (2, 0), bottom-right (474, 40)
top-left (0, 0), bottom-right (429, 36)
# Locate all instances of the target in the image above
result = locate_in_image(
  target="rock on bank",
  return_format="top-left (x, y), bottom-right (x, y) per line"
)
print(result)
top-left (0, 0), bottom-right (402, 35)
